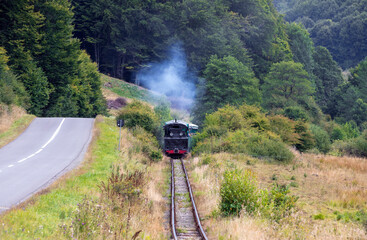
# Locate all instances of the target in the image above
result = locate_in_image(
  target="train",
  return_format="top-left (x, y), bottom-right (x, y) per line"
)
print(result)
top-left (163, 119), bottom-right (198, 158)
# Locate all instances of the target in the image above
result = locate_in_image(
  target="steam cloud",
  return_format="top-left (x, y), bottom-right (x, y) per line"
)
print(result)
top-left (137, 43), bottom-right (196, 110)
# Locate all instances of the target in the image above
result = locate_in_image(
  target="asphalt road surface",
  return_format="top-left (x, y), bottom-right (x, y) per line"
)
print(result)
top-left (0, 118), bottom-right (94, 212)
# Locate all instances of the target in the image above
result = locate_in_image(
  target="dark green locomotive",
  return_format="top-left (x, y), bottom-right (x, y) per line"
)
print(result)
top-left (163, 119), bottom-right (198, 157)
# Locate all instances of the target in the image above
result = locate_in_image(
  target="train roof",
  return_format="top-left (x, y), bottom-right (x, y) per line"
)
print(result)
top-left (164, 120), bottom-right (198, 129)
top-left (165, 119), bottom-right (188, 126)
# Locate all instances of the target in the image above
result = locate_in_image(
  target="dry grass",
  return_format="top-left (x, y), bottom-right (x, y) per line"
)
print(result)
top-left (0, 104), bottom-right (34, 148)
top-left (0, 104), bottom-right (26, 133)
top-left (112, 127), bottom-right (168, 239)
top-left (188, 152), bottom-right (367, 239)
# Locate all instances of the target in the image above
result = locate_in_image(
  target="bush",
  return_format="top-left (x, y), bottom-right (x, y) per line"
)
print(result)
top-left (131, 126), bottom-right (162, 162)
top-left (193, 104), bottom-right (295, 162)
top-left (294, 122), bottom-right (315, 152)
top-left (309, 124), bottom-right (331, 153)
top-left (266, 184), bottom-right (298, 221)
top-left (220, 169), bottom-right (259, 216)
top-left (117, 100), bottom-right (158, 134)
top-left (205, 105), bottom-right (244, 131)
top-left (269, 115), bottom-right (300, 145)
top-left (245, 132), bottom-right (294, 162)
top-left (330, 131), bottom-right (367, 157)
top-left (220, 169), bottom-right (298, 221)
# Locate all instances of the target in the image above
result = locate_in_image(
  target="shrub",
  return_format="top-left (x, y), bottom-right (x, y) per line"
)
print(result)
top-left (131, 126), bottom-right (162, 162)
top-left (309, 124), bottom-right (331, 153)
top-left (331, 125), bottom-right (346, 141)
top-left (266, 184), bottom-right (299, 221)
top-left (205, 105), bottom-right (244, 131)
top-left (331, 130), bottom-right (367, 157)
top-left (342, 121), bottom-right (360, 139)
top-left (220, 169), bottom-right (259, 216)
top-left (269, 115), bottom-right (300, 145)
top-left (117, 100), bottom-right (158, 134)
top-left (154, 101), bottom-right (171, 125)
top-left (99, 166), bottom-right (145, 202)
top-left (294, 122), bottom-right (315, 152)
top-left (246, 134), bottom-right (294, 162)
top-left (238, 104), bottom-right (270, 131)
top-left (313, 213), bottom-right (325, 220)
top-left (220, 169), bottom-right (298, 221)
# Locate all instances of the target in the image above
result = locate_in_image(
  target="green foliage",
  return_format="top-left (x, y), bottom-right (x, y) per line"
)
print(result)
top-left (220, 169), bottom-right (298, 221)
top-left (117, 101), bottom-right (159, 134)
top-left (193, 55), bottom-right (260, 124)
top-left (283, 0), bottom-right (367, 69)
top-left (333, 210), bottom-right (367, 225)
top-left (0, 48), bottom-right (29, 107)
top-left (268, 115), bottom-right (300, 145)
top-left (331, 121), bottom-right (360, 142)
top-left (21, 62), bottom-right (50, 115)
top-left (0, 1), bottom-right (106, 117)
top-left (262, 61), bottom-right (313, 110)
top-left (313, 213), bottom-right (325, 220)
top-left (220, 169), bottom-right (259, 216)
top-left (72, 0), bottom-right (289, 80)
top-left (130, 126), bottom-right (162, 163)
top-left (331, 130), bottom-right (367, 157)
top-left (193, 104), bottom-right (294, 162)
top-left (309, 124), bottom-right (331, 153)
top-left (283, 106), bottom-right (309, 121)
top-left (266, 184), bottom-right (299, 221)
top-left (285, 22), bottom-right (314, 74)
top-left (294, 122), bottom-right (316, 152)
top-left (154, 101), bottom-right (172, 125)
top-left (312, 46), bottom-right (343, 112)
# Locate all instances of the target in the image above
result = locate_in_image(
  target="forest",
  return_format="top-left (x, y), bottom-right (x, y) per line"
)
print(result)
top-left (1, 0), bottom-right (367, 156)
top-left (0, 0), bottom-right (106, 117)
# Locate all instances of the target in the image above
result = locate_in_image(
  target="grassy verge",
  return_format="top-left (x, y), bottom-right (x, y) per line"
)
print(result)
top-left (0, 105), bottom-right (35, 148)
top-left (0, 116), bottom-right (167, 239)
top-left (101, 74), bottom-right (167, 105)
top-left (189, 152), bottom-right (367, 239)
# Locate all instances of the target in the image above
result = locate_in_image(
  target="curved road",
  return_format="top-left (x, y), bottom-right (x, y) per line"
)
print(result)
top-left (0, 118), bottom-right (94, 212)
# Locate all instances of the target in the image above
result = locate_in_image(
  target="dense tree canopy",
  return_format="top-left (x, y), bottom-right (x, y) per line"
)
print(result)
top-left (0, 0), bottom-right (106, 117)
top-left (328, 57), bottom-right (367, 125)
top-left (274, 0), bottom-right (367, 69)
top-left (192, 55), bottom-right (260, 124)
top-left (262, 61), bottom-right (313, 110)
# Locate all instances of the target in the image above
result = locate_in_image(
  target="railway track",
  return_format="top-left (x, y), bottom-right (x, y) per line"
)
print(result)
top-left (170, 158), bottom-right (208, 240)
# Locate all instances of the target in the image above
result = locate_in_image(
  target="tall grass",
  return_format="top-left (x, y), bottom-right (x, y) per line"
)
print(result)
top-left (0, 104), bottom-right (34, 148)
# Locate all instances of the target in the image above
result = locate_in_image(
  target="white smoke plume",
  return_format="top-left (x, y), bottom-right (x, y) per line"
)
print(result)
top-left (137, 43), bottom-right (196, 111)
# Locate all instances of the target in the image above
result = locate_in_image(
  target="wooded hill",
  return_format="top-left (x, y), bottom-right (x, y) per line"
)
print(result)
top-left (0, 0), bottom-right (106, 117)
top-left (1, 0), bottom-right (367, 140)
top-left (274, 0), bottom-right (367, 70)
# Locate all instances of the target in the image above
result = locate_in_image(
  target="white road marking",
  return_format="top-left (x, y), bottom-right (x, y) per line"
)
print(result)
top-left (41, 118), bottom-right (65, 149)
top-left (8, 165), bottom-right (14, 168)
top-left (16, 118), bottom-right (65, 164)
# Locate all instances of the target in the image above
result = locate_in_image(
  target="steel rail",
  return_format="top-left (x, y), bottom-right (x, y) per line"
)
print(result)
top-left (180, 159), bottom-right (209, 240)
top-left (171, 158), bottom-right (178, 240)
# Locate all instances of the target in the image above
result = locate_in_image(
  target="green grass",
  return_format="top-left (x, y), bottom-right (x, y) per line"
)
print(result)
top-left (0, 114), bottom-right (35, 148)
top-left (0, 117), bottom-right (121, 239)
top-left (101, 74), bottom-right (168, 105)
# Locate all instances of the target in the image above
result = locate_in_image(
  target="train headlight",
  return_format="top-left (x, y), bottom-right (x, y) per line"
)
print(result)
top-left (170, 132), bottom-right (173, 136)
top-left (180, 132), bottom-right (183, 136)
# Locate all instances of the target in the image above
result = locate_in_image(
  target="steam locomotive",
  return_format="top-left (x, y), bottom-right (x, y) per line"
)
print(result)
top-left (163, 119), bottom-right (198, 158)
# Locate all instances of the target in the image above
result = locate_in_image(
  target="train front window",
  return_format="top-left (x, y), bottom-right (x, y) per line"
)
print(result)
top-left (165, 125), bottom-right (188, 137)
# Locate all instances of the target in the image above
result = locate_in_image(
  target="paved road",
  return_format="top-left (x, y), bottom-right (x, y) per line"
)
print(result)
top-left (0, 118), bottom-right (94, 212)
